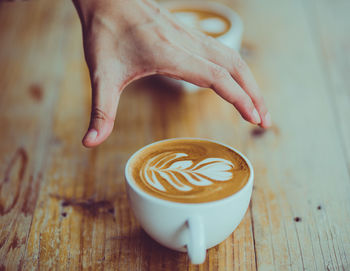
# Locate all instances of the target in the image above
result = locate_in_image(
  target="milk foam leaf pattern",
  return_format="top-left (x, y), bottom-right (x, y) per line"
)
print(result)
top-left (142, 152), bottom-right (234, 192)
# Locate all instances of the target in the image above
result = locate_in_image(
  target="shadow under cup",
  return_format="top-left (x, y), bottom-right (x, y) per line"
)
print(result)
top-left (124, 138), bottom-right (254, 264)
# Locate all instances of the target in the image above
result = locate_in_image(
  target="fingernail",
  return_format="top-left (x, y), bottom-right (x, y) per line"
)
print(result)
top-left (264, 112), bottom-right (272, 127)
top-left (85, 129), bottom-right (98, 142)
top-left (252, 109), bottom-right (261, 124)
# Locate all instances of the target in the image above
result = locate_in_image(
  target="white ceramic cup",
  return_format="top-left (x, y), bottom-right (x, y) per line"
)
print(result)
top-left (162, 1), bottom-right (243, 51)
top-left (161, 1), bottom-right (244, 92)
top-left (124, 138), bottom-right (254, 264)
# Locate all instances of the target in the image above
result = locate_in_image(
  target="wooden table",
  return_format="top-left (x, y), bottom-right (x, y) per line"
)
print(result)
top-left (1, 0), bottom-right (349, 270)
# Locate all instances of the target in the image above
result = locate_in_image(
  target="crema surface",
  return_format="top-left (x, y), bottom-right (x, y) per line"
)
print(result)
top-left (129, 139), bottom-right (250, 203)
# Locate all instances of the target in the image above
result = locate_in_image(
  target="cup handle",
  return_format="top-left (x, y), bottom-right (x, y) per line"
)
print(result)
top-left (187, 216), bottom-right (206, 264)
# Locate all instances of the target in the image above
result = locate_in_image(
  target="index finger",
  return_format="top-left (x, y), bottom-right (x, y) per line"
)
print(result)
top-left (186, 34), bottom-right (271, 128)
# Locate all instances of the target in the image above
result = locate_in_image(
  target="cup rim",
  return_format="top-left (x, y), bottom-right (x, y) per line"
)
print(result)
top-left (160, 0), bottom-right (243, 43)
top-left (125, 137), bottom-right (254, 207)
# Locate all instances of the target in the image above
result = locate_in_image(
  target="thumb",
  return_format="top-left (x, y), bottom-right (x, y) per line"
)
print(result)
top-left (82, 66), bottom-right (122, 148)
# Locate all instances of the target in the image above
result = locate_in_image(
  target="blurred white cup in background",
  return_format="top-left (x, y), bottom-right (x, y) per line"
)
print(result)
top-left (161, 1), bottom-right (244, 92)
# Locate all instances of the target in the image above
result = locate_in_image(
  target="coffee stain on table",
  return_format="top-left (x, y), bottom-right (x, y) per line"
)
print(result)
top-left (251, 124), bottom-right (281, 138)
top-left (51, 194), bottom-right (115, 217)
top-left (251, 127), bottom-right (266, 138)
top-left (28, 84), bottom-right (43, 102)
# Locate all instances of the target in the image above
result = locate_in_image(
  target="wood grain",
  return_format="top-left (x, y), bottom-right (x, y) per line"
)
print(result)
top-left (237, 0), bottom-right (350, 269)
top-left (0, 0), bottom-right (349, 270)
top-left (305, 0), bottom-right (350, 178)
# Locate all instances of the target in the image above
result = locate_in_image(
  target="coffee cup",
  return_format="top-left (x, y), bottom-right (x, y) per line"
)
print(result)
top-left (124, 138), bottom-right (254, 264)
top-left (161, 1), bottom-right (244, 92)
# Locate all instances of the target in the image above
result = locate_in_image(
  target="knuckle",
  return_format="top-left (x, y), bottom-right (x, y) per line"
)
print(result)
top-left (229, 51), bottom-right (237, 70)
top-left (91, 108), bottom-right (112, 122)
top-left (234, 54), bottom-right (248, 71)
top-left (210, 65), bottom-right (229, 81)
top-left (235, 94), bottom-right (253, 109)
top-left (252, 95), bottom-right (266, 110)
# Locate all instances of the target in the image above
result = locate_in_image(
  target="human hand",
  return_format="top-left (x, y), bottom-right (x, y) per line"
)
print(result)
top-left (73, 0), bottom-right (271, 148)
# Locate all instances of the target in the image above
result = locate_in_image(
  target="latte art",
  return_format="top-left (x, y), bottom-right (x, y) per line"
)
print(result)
top-left (129, 139), bottom-right (250, 203)
top-left (142, 152), bottom-right (234, 192)
top-left (171, 8), bottom-right (231, 38)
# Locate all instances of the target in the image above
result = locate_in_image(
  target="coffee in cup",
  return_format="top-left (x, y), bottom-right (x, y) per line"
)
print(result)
top-left (129, 138), bottom-right (250, 203)
top-left (161, 1), bottom-right (244, 92)
top-left (171, 8), bottom-right (231, 38)
top-left (163, 1), bottom-right (243, 50)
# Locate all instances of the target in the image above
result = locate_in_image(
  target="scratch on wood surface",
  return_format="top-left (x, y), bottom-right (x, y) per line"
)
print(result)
top-left (323, 207), bottom-right (346, 270)
top-left (249, 203), bottom-right (259, 271)
top-left (21, 173), bottom-right (42, 215)
top-left (0, 147), bottom-right (28, 215)
top-left (2, 147), bottom-right (28, 183)
top-left (274, 191), bottom-right (293, 270)
top-left (293, 221), bottom-right (306, 270)
top-left (261, 188), bottom-right (277, 271)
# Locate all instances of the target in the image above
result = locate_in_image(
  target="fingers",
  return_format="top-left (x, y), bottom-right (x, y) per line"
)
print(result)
top-left (164, 49), bottom-right (261, 124)
top-left (231, 52), bottom-right (271, 128)
top-left (82, 59), bottom-right (122, 148)
top-left (187, 35), bottom-right (271, 128)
